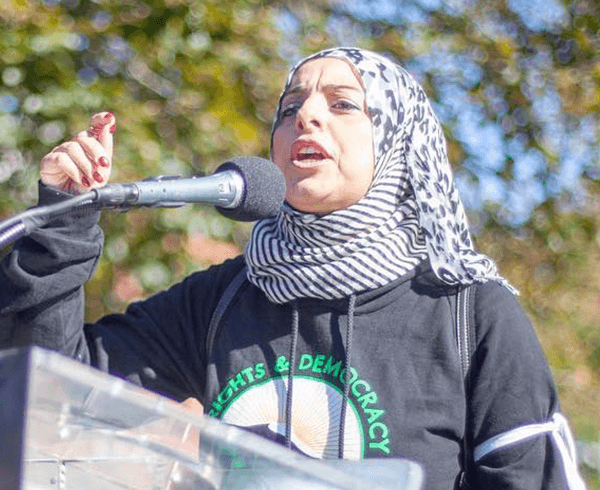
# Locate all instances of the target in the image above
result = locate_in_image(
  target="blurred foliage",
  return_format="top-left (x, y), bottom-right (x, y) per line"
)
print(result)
top-left (0, 0), bottom-right (290, 308)
top-left (1, 0), bottom-right (599, 484)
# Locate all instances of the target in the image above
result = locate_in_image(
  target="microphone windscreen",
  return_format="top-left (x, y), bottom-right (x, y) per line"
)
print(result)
top-left (215, 156), bottom-right (286, 221)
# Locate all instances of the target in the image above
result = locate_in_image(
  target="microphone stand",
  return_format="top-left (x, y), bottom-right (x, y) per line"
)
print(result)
top-left (0, 192), bottom-right (100, 249)
top-left (0, 176), bottom-right (209, 249)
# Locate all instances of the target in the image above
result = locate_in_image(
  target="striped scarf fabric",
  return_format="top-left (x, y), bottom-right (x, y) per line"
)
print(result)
top-left (245, 47), bottom-right (513, 304)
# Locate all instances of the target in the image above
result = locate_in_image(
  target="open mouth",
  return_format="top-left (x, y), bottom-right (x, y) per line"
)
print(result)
top-left (292, 141), bottom-right (330, 164)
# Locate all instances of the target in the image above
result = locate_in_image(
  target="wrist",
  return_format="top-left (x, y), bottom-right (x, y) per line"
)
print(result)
top-left (38, 181), bottom-right (75, 206)
top-left (36, 180), bottom-right (101, 231)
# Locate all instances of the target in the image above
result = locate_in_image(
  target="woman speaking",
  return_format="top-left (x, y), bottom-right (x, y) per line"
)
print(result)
top-left (0, 47), bottom-right (586, 490)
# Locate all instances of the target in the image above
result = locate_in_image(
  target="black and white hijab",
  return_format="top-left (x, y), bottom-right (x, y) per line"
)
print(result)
top-left (245, 47), bottom-right (514, 304)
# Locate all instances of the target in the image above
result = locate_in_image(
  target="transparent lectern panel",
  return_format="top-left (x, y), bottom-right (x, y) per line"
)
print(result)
top-left (0, 347), bottom-right (423, 490)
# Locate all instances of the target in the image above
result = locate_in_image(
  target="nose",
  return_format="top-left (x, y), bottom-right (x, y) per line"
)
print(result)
top-left (294, 95), bottom-right (324, 132)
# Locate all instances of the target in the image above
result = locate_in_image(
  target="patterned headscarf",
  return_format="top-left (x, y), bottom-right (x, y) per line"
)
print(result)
top-left (244, 47), bottom-right (513, 304)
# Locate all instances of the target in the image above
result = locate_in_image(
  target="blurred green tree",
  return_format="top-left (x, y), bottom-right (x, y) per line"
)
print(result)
top-left (0, 0), bottom-right (291, 315)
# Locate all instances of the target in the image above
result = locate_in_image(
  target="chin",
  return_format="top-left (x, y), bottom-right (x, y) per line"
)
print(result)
top-left (287, 184), bottom-right (357, 216)
top-left (288, 195), bottom-right (349, 216)
top-left (287, 197), bottom-right (329, 215)
top-left (288, 202), bottom-right (326, 215)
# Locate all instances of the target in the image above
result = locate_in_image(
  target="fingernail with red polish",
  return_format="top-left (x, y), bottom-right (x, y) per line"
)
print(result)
top-left (109, 124), bottom-right (116, 134)
top-left (81, 176), bottom-right (91, 187)
top-left (98, 156), bottom-right (109, 167)
top-left (93, 171), bottom-right (103, 183)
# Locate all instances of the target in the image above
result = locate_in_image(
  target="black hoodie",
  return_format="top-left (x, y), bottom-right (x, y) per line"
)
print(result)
top-left (0, 185), bottom-right (585, 490)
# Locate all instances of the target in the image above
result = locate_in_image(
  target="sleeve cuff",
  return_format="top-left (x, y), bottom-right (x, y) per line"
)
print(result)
top-left (36, 181), bottom-right (101, 230)
top-left (38, 181), bottom-right (76, 206)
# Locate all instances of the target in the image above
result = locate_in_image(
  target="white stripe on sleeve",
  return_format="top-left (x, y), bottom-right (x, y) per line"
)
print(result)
top-left (474, 413), bottom-right (586, 490)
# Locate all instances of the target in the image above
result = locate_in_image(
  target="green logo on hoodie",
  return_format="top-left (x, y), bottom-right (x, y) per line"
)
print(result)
top-left (208, 352), bottom-right (390, 458)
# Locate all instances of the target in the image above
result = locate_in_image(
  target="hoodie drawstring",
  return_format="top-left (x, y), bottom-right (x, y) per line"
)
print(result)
top-left (338, 294), bottom-right (356, 459)
top-left (285, 300), bottom-right (299, 449)
top-left (285, 296), bottom-right (356, 458)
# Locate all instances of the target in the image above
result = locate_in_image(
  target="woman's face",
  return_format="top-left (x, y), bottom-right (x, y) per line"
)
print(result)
top-left (272, 57), bottom-right (374, 215)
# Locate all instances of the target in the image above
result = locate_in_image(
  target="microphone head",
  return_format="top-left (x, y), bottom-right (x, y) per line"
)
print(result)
top-left (215, 156), bottom-right (286, 221)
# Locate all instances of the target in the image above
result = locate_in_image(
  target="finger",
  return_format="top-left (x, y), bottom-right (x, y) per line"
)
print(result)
top-left (54, 141), bottom-right (95, 183)
top-left (89, 112), bottom-right (115, 160)
top-left (180, 397), bottom-right (204, 415)
top-left (55, 152), bottom-right (90, 189)
top-left (41, 151), bottom-right (90, 193)
top-left (73, 131), bottom-right (111, 184)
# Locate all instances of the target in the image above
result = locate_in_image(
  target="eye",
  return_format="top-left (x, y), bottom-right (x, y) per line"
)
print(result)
top-left (280, 104), bottom-right (299, 118)
top-left (332, 100), bottom-right (359, 111)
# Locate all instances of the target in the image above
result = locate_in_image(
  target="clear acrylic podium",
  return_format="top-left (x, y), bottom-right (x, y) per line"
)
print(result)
top-left (0, 347), bottom-right (423, 490)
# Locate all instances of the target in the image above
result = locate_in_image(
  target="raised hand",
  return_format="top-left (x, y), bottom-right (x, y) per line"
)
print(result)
top-left (40, 112), bottom-right (115, 194)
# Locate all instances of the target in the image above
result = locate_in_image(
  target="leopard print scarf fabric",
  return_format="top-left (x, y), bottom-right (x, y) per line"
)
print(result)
top-left (245, 47), bottom-right (513, 304)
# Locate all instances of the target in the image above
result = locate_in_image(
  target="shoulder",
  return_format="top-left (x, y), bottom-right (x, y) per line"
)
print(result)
top-left (470, 280), bottom-right (549, 364)
top-left (409, 263), bottom-right (533, 339)
top-left (473, 280), bottom-right (524, 320)
top-left (132, 255), bottom-right (247, 328)
top-left (145, 255), bottom-right (246, 309)
top-left (472, 280), bottom-right (529, 330)
top-left (182, 255), bottom-right (246, 294)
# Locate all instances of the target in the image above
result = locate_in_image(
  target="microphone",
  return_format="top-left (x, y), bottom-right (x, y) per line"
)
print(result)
top-left (93, 156), bottom-right (286, 221)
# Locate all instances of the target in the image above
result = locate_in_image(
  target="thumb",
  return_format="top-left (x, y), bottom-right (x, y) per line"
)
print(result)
top-left (89, 112), bottom-right (115, 160)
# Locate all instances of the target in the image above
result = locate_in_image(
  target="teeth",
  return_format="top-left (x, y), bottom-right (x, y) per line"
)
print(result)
top-left (298, 146), bottom-right (320, 155)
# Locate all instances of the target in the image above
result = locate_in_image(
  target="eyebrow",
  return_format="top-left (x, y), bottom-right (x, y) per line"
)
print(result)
top-left (282, 83), bottom-right (364, 99)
